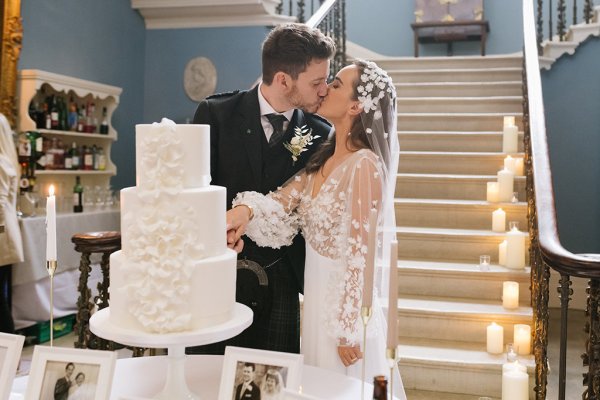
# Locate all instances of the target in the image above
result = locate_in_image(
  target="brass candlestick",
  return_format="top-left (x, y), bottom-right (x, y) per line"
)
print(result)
top-left (360, 306), bottom-right (372, 400)
top-left (386, 347), bottom-right (397, 399)
top-left (47, 260), bottom-right (57, 347)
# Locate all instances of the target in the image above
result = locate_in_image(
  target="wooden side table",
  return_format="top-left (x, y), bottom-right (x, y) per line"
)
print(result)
top-left (411, 20), bottom-right (490, 57)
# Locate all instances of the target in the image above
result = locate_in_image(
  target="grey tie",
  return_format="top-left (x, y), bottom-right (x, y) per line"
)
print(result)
top-left (265, 113), bottom-right (287, 146)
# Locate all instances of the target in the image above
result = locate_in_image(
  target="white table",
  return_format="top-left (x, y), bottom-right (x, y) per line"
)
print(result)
top-left (11, 355), bottom-right (374, 399)
top-left (12, 209), bottom-right (119, 328)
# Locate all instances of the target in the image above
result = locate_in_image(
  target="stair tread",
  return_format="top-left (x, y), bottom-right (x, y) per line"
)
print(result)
top-left (389, 67), bottom-right (522, 73)
top-left (398, 95), bottom-right (522, 101)
top-left (398, 172), bottom-right (526, 179)
top-left (398, 112), bottom-right (522, 117)
top-left (396, 80), bottom-right (521, 87)
top-left (396, 226), bottom-right (528, 238)
top-left (395, 295), bottom-right (533, 317)
top-left (398, 130), bottom-right (523, 135)
top-left (396, 258), bottom-right (530, 276)
top-left (395, 198), bottom-right (527, 207)
top-left (400, 150), bottom-right (525, 156)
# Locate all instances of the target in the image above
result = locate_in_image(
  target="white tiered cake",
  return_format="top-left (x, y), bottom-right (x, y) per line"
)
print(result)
top-left (109, 118), bottom-right (236, 333)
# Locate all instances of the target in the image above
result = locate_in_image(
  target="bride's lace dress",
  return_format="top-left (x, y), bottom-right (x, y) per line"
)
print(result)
top-left (235, 149), bottom-right (406, 399)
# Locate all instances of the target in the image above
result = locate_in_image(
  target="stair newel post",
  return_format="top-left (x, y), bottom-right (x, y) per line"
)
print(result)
top-left (557, 273), bottom-right (573, 400)
top-left (584, 0), bottom-right (593, 23)
top-left (557, 0), bottom-right (567, 41)
top-left (537, 0), bottom-right (544, 51)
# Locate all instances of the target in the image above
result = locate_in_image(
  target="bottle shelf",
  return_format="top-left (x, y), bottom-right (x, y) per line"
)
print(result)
top-left (36, 170), bottom-right (115, 176)
top-left (33, 129), bottom-right (116, 140)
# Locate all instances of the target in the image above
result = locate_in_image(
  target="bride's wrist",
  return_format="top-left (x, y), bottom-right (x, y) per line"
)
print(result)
top-left (233, 203), bottom-right (254, 221)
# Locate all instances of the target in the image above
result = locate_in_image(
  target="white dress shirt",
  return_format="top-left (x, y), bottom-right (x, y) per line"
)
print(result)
top-left (257, 83), bottom-right (294, 142)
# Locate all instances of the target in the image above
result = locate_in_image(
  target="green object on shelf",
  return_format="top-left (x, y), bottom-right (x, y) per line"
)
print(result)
top-left (17, 314), bottom-right (76, 345)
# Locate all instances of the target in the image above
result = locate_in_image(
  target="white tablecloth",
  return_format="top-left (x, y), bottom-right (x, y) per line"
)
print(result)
top-left (11, 355), bottom-right (376, 400)
top-left (12, 209), bottom-right (119, 328)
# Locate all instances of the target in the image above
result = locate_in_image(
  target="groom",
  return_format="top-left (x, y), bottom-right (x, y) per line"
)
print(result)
top-left (187, 23), bottom-right (335, 355)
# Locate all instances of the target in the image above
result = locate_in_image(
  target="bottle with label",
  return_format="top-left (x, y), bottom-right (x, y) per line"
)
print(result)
top-left (372, 375), bottom-right (388, 400)
top-left (96, 146), bottom-right (106, 170)
top-left (18, 162), bottom-right (31, 194)
top-left (91, 145), bottom-right (99, 170)
top-left (77, 104), bottom-right (85, 133)
top-left (83, 145), bottom-right (93, 170)
top-left (50, 96), bottom-right (59, 130)
top-left (64, 142), bottom-right (72, 170)
top-left (68, 96), bottom-right (78, 131)
top-left (70, 142), bottom-right (80, 170)
top-left (100, 107), bottom-right (109, 134)
top-left (73, 176), bottom-right (83, 213)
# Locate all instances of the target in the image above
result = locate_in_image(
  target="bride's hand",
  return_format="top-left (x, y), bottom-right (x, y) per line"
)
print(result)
top-left (226, 205), bottom-right (252, 242)
top-left (337, 343), bottom-right (363, 367)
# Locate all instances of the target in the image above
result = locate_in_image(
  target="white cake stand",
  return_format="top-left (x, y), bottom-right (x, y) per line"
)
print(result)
top-left (90, 303), bottom-right (253, 400)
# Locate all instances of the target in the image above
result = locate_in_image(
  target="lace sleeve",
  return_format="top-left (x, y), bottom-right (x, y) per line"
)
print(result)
top-left (232, 172), bottom-right (308, 249)
top-left (327, 155), bottom-right (383, 345)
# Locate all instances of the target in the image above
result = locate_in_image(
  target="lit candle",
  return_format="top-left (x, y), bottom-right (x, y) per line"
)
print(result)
top-left (514, 324), bottom-right (531, 355)
top-left (499, 240), bottom-right (507, 266)
top-left (514, 157), bottom-right (524, 176)
top-left (387, 240), bottom-right (398, 349)
top-left (503, 360), bottom-right (527, 374)
top-left (486, 322), bottom-right (504, 354)
top-left (504, 116), bottom-right (516, 127)
top-left (362, 208), bottom-right (377, 309)
top-left (487, 182), bottom-right (499, 203)
top-left (504, 155), bottom-right (516, 174)
top-left (502, 118), bottom-right (519, 153)
top-left (506, 224), bottom-right (526, 269)
top-left (492, 208), bottom-right (506, 232)
top-left (498, 169), bottom-right (515, 202)
top-left (46, 185), bottom-right (57, 261)
top-left (502, 368), bottom-right (529, 400)
top-left (503, 281), bottom-right (519, 309)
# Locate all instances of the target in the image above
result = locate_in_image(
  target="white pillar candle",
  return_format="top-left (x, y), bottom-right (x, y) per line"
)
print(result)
top-left (502, 368), bottom-right (529, 400)
top-left (387, 240), bottom-right (398, 350)
top-left (362, 208), bottom-right (377, 308)
top-left (503, 281), bottom-right (519, 309)
top-left (492, 208), bottom-right (506, 232)
top-left (514, 157), bottom-right (524, 176)
top-left (506, 225), bottom-right (526, 269)
top-left (486, 322), bottom-right (504, 354)
top-left (514, 324), bottom-right (531, 355)
top-left (504, 155), bottom-right (516, 174)
top-left (503, 122), bottom-right (519, 153)
top-left (504, 116), bottom-right (516, 127)
top-left (498, 169), bottom-right (515, 202)
top-left (499, 240), bottom-right (507, 266)
top-left (503, 360), bottom-right (527, 374)
top-left (46, 185), bottom-right (57, 261)
top-left (487, 182), bottom-right (499, 202)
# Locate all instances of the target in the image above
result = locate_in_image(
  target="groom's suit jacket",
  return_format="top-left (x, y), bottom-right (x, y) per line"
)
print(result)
top-left (191, 85), bottom-right (330, 352)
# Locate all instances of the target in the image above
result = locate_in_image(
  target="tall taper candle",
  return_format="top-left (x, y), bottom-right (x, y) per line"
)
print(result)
top-left (387, 240), bottom-right (398, 349)
top-left (46, 185), bottom-right (57, 261)
top-left (363, 209), bottom-right (377, 308)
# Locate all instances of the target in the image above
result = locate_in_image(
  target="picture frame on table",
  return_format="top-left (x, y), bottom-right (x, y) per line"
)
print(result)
top-left (218, 346), bottom-right (303, 400)
top-left (0, 332), bottom-right (25, 400)
top-left (25, 346), bottom-right (116, 400)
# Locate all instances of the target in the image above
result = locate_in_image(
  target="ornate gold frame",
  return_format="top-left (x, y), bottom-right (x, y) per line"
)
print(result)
top-left (0, 0), bottom-right (22, 127)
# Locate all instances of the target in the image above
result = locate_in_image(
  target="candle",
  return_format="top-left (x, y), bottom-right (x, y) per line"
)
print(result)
top-left (387, 240), bottom-right (398, 349)
top-left (506, 224), bottom-right (526, 269)
top-left (504, 156), bottom-right (516, 174)
top-left (487, 182), bottom-right (499, 202)
top-left (46, 185), bottom-right (57, 261)
top-left (497, 169), bottom-right (514, 202)
top-left (479, 255), bottom-right (491, 272)
top-left (502, 368), bottom-right (529, 400)
top-left (503, 360), bottom-right (527, 374)
top-left (514, 157), bottom-right (524, 176)
top-left (502, 119), bottom-right (519, 153)
top-left (514, 324), bottom-right (531, 355)
top-left (504, 116), bottom-right (515, 127)
top-left (362, 209), bottom-right (377, 308)
top-left (492, 208), bottom-right (506, 232)
top-left (503, 281), bottom-right (519, 309)
top-left (499, 240), bottom-right (507, 266)
top-left (486, 322), bottom-right (504, 354)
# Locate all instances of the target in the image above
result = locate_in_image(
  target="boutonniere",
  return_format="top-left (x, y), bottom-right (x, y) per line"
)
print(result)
top-left (283, 125), bottom-right (320, 165)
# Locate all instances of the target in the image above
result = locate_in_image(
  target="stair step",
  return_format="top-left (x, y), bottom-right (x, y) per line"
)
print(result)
top-left (395, 226), bottom-right (530, 263)
top-left (398, 131), bottom-right (525, 152)
top-left (395, 198), bottom-right (528, 230)
top-left (567, 21), bottom-right (600, 42)
top-left (396, 259), bottom-right (530, 302)
top-left (373, 55), bottom-right (523, 71)
top-left (398, 337), bottom-right (535, 398)
top-left (397, 96), bottom-right (523, 113)
top-left (542, 40), bottom-right (578, 59)
top-left (395, 173), bottom-right (526, 201)
top-left (405, 389), bottom-right (498, 400)
top-left (399, 151), bottom-right (525, 175)
top-left (397, 113), bottom-right (523, 132)
top-left (388, 67), bottom-right (522, 83)
top-left (395, 81), bottom-right (523, 97)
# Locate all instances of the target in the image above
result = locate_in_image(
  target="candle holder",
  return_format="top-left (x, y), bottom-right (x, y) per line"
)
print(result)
top-left (479, 255), bottom-right (491, 272)
top-left (386, 347), bottom-right (397, 399)
top-left (511, 192), bottom-right (519, 203)
top-left (46, 260), bottom-right (58, 347)
top-left (360, 306), bottom-right (372, 400)
top-left (506, 343), bottom-right (518, 362)
top-left (509, 221), bottom-right (520, 231)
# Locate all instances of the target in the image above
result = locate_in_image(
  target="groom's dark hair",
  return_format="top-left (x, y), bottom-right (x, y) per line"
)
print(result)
top-left (261, 23), bottom-right (335, 85)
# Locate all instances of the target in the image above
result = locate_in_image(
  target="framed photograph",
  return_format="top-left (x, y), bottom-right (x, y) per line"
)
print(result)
top-left (25, 346), bottom-right (116, 400)
top-left (218, 346), bottom-right (303, 400)
top-left (0, 332), bottom-right (25, 400)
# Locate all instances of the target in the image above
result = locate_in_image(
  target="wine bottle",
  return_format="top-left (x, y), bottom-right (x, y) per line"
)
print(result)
top-left (372, 375), bottom-right (388, 400)
top-left (73, 176), bottom-right (83, 213)
top-left (50, 96), bottom-right (59, 130)
top-left (100, 107), bottom-right (109, 134)
top-left (83, 145), bottom-right (93, 170)
top-left (18, 162), bottom-right (31, 194)
top-left (70, 142), bottom-right (80, 170)
top-left (68, 96), bottom-right (78, 131)
top-left (96, 146), bottom-right (106, 170)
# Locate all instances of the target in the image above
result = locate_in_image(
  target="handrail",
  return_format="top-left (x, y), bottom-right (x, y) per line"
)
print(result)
top-left (306, 0), bottom-right (337, 28)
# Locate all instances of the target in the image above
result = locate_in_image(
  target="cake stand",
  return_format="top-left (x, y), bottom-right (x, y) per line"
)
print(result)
top-left (90, 303), bottom-right (253, 400)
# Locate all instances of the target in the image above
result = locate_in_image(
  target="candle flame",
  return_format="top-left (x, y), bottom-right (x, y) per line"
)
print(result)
top-left (49, 185), bottom-right (55, 196)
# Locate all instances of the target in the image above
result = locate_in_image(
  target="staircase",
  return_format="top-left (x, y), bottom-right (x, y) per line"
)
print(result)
top-left (374, 55), bottom-right (535, 399)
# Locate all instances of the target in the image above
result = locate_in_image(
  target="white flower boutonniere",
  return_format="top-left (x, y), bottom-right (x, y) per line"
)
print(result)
top-left (283, 125), bottom-right (320, 164)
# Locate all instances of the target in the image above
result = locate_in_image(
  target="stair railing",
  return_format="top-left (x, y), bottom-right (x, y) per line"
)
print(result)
top-left (536, 0), bottom-right (595, 49)
top-left (523, 1), bottom-right (600, 399)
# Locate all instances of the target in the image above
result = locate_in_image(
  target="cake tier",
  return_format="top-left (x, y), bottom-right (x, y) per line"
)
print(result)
top-left (136, 122), bottom-right (210, 189)
top-left (109, 249), bottom-right (237, 333)
top-left (120, 185), bottom-right (226, 259)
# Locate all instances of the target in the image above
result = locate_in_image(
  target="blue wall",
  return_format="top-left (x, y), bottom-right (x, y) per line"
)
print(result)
top-left (541, 37), bottom-right (600, 253)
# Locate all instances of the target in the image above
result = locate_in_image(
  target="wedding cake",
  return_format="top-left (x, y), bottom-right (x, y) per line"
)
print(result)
top-left (109, 118), bottom-right (236, 333)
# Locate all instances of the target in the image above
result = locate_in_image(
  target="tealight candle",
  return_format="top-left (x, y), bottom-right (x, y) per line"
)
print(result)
top-left (487, 322), bottom-right (504, 354)
top-left (506, 222), bottom-right (526, 269)
top-left (502, 367), bottom-right (529, 400)
top-left (502, 281), bottom-right (519, 309)
top-left (514, 324), bottom-right (531, 355)
top-left (492, 208), bottom-right (506, 232)
top-left (46, 185), bottom-right (57, 261)
top-left (498, 169), bottom-right (515, 202)
top-left (514, 157), bottom-right (524, 176)
top-left (479, 255), bottom-right (491, 272)
top-left (499, 240), bottom-right (507, 266)
top-left (487, 182), bottom-right (499, 203)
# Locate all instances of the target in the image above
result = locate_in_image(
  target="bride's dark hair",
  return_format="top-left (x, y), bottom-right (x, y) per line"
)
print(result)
top-left (304, 60), bottom-right (372, 175)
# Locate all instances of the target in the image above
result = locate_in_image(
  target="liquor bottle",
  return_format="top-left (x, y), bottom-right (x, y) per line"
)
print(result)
top-left (18, 162), bottom-right (31, 194)
top-left (96, 146), bottom-right (106, 170)
top-left (68, 96), bottom-right (78, 131)
top-left (50, 96), bottom-right (59, 130)
top-left (91, 145), bottom-right (99, 170)
top-left (17, 133), bottom-right (32, 165)
top-left (100, 107), bottom-right (109, 134)
top-left (64, 143), bottom-right (73, 170)
top-left (73, 176), bottom-right (83, 213)
top-left (83, 145), bottom-right (93, 170)
top-left (372, 375), bottom-right (388, 400)
top-left (70, 142), bottom-right (80, 170)
top-left (77, 104), bottom-right (85, 133)
top-left (34, 134), bottom-right (47, 170)
top-left (58, 97), bottom-right (68, 131)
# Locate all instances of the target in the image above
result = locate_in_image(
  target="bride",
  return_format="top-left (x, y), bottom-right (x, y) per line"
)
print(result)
top-left (228, 59), bottom-right (404, 398)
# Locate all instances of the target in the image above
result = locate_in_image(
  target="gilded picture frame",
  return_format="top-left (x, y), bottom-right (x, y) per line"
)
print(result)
top-left (0, 0), bottom-right (23, 127)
